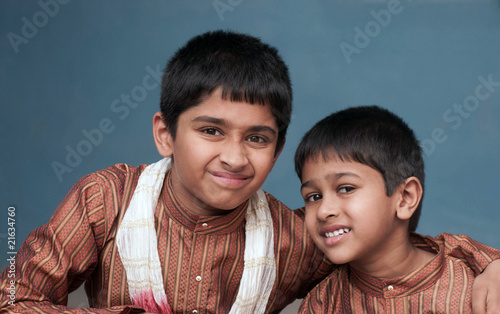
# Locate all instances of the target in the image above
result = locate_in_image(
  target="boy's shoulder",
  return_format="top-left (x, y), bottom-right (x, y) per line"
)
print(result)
top-left (78, 163), bottom-right (148, 189)
top-left (412, 233), bottom-right (478, 276)
top-left (298, 264), bottom-right (347, 312)
top-left (65, 163), bottom-right (149, 214)
top-left (96, 162), bottom-right (148, 179)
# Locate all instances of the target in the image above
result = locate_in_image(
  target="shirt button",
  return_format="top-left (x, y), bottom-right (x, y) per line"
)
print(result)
top-left (387, 285), bottom-right (394, 291)
top-left (202, 223), bottom-right (208, 227)
top-left (192, 310), bottom-right (198, 314)
top-left (196, 275), bottom-right (202, 282)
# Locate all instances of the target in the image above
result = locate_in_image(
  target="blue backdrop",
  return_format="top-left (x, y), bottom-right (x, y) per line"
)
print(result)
top-left (1, 0), bottom-right (499, 277)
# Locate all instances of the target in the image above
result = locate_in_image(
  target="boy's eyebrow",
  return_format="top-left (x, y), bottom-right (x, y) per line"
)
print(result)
top-left (326, 172), bottom-right (360, 181)
top-left (193, 115), bottom-right (277, 134)
top-left (193, 115), bottom-right (227, 125)
top-left (301, 171), bottom-right (360, 190)
top-left (248, 125), bottom-right (277, 135)
top-left (300, 179), bottom-right (316, 190)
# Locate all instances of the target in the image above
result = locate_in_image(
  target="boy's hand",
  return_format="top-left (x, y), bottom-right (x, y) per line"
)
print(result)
top-left (472, 259), bottom-right (500, 313)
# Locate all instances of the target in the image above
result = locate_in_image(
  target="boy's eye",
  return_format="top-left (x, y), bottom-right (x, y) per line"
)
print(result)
top-left (247, 135), bottom-right (268, 143)
top-left (202, 128), bottom-right (221, 136)
top-left (305, 194), bottom-right (322, 202)
top-left (338, 186), bottom-right (355, 194)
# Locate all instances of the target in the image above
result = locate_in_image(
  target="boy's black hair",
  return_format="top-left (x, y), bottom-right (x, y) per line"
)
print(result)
top-left (294, 105), bottom-right (425, 232)
top-left (160, 30), bottom-right (292, 153)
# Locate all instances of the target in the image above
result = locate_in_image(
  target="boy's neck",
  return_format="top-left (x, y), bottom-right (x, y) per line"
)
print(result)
top-left (350, 235), bottom-right (435, 279)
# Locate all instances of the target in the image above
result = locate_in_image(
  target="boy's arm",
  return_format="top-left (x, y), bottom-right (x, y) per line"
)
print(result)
top-left (0, 174), bottom-right (142, 313)
top-left (433, 233), bottom-right (500, 314)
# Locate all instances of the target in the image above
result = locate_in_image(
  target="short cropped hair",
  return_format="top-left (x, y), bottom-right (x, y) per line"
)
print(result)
top-left (294, 105), bottom-right (425, 232)
top-left (160, 30), bottom-right (292, 153)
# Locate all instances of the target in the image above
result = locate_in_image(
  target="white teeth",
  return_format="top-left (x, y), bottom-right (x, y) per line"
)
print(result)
top-left (325, 228), bottom-right (351, 238)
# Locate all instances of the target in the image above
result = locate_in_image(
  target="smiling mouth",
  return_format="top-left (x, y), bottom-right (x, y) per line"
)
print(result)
top-left (213, 174), bottom-right (249, 181)
top-left (324, 228), bottom-right (351, 238)
top-left (210, 171), bottom-right (251, 188)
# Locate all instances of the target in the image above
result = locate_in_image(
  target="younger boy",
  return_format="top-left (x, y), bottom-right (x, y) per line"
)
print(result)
top-left (295, 105), bottom-right (500, 313)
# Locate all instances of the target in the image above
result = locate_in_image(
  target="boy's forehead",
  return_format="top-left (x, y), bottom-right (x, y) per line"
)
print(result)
top-left (303, 153), bottom-right (374, 176)
top-left (305, 150), bottom-right (344, 165)
top-left (302, 157), bottom-right (386, 188)
top-left (181, 90), bottom-right (278, 128)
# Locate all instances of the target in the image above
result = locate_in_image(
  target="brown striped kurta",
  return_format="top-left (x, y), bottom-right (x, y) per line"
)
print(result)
top-left (299, 233), bottom-right (500, 314)
top-left (0, 163), bottom-right (331, 313)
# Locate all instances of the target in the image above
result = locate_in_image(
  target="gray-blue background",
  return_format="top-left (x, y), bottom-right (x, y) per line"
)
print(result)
top-left (1, 0), bottom-right (499, 278)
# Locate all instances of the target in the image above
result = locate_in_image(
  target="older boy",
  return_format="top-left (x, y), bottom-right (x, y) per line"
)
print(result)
top-left (0, 32), bottom-right (498, 313)
top-left (0, 30), bottom-right (330, 314)
top-left (295, 105), bottom-right (500, 313)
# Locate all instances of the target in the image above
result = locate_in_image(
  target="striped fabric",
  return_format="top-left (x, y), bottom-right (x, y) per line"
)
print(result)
top-left (299, 233), bottom-right (500, 314)
top-left (0, 163), bottom-right (330, 313)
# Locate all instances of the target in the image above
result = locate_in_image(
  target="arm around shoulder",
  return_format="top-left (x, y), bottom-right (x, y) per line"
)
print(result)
top-left (434, 233), bottom-right (500, 314)
top-left (434, 233), bottom-right (500, 274)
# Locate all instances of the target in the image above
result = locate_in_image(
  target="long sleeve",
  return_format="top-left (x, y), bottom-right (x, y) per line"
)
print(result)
top-left (0, 171), bottom-right (142, 313)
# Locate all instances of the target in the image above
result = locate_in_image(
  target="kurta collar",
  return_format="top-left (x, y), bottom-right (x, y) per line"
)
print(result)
top-left (350, 234), bottom-right (444, 298)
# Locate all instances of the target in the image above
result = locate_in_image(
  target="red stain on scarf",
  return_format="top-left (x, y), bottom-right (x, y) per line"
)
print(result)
top-left (132, 289), bottom-right (173, 314)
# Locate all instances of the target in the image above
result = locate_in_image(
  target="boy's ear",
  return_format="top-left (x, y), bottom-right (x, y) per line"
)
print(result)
top-left (395, 177), bottom-right (423, 221)
top-left (153, 111), bottom-right (174, 157)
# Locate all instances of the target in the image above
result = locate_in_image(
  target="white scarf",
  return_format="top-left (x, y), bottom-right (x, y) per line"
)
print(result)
top-left (116, 158), bottom-right (276, 313)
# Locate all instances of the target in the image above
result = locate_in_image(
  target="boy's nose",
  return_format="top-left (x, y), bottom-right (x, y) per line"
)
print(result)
top-left (219, 141), bottom-right (249, 171)
top-left (317, 199), bottom-right (339, 221)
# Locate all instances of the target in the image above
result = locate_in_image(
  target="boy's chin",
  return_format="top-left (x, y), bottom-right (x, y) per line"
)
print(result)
top-left (323, 250), bottom-right (353, 266)
top-left (198, 198), bottom-right (249, 215)
top-left (208, 191), bottom-right (257, 209)
top-left (209, 200), bottom-right (247, 212)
